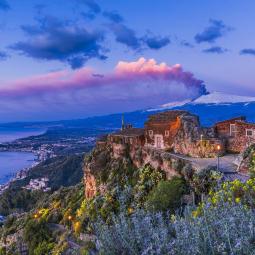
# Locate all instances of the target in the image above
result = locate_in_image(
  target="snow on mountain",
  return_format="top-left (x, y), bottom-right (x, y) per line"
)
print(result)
top-left (192, 91), bottom-right (255, 105)
top-left (147, 91), bottom-right (255, 112)
top-left (147, 99), bottom-right (191, 112)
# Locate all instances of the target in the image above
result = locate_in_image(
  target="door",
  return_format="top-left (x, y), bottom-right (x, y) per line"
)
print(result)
top-left (156, 136), bottom-right (162, 149)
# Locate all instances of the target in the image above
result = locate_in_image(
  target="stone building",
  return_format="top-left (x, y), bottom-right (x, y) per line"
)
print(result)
top-left (144, 110), bottom-right (224, 157)
top-left (108, 125), bottom-right (145, 147)
top-left (106, 110), bottom-right (255, 158)
top-left (144, 110), bottom-right (190, 149)
top-left (214, 116), bottom-right (255, 153)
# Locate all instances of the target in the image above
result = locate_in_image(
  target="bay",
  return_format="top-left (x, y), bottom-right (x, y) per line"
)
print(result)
top-left (0, 127), bottom-right (45, 185)
top-left (0, 151), bottom-right (36, 185)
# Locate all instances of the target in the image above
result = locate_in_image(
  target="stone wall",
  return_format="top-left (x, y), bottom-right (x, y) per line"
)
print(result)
top-left (215, 120), bottom-right (255, 153)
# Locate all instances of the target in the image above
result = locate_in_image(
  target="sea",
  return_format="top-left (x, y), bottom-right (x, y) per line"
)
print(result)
top-left (0, 128), bottom-right (45, 185)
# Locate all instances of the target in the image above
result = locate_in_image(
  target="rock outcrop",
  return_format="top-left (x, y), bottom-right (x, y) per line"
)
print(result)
top-left (172, 114), bottom-right (224, 158)
top-left (84, 140), bottom-right (191, 199)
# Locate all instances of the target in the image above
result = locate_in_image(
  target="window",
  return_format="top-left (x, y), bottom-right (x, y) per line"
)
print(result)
top-left (246, 129), bottom-right (253, 137)
top-left (230, 124), bottom-right (237, 136)
top-left (149, 130), bottom-right (153, 137)
top-left (165, 130), bottom-right (170, 137)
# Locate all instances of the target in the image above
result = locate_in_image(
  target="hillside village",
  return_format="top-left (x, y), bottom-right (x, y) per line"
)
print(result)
top-left (84, 110), bottom-right (254, 199)
top-left (1, 109), bottom-right (255, 254)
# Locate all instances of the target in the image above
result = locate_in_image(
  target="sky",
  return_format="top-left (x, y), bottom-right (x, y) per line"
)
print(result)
top-left (0, 0), bottom-right (255, 122)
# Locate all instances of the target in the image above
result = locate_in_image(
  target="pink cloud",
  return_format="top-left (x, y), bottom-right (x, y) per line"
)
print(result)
top-left (0, 58), bottom-right (207, 121)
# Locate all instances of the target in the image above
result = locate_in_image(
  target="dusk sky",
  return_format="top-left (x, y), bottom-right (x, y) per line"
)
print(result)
top-left (0, 0), bottom-right (255, 122)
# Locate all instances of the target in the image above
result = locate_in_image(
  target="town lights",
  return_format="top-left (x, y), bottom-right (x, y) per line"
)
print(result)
top-left (68, 215), bottom-right (72, 221)
top-left (33, 214), bottom-right (38, 219)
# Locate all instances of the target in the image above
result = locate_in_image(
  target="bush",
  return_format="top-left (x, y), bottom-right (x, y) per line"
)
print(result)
top-left (190, 166), bottom-right (222, 196)
top-left (24, 218), bottom-right (53, 254)
top-left (133, 164), bottom-right (166, 206)
top-left (95, 203), bottom-right (255, 255)
top-left (146, 177), bottom-right (186, 213)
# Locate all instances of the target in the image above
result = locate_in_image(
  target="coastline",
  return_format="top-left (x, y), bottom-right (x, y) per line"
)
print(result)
top-left (0, 129), bottom-right (48, 194)
top-left (0, 151), bottom-right (39, 194)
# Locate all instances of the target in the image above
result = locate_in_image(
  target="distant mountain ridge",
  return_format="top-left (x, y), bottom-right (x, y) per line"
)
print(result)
top-left (1, 92), bottom-right (255, 133)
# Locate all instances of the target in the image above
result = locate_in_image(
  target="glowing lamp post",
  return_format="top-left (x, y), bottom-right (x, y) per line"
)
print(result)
top-left (216, 145), bottom-right (221, 171)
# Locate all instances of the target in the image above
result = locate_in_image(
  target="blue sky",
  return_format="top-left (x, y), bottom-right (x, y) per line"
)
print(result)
top-left (0, 0), bottom-right (255, 121)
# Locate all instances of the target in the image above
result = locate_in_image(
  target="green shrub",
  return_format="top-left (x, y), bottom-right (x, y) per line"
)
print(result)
top-left (146, 177), bottom-right (186, 212)
top-left (24, 218), bottom-right (53, 254)
top-left (34, 241), bottom-right (54, 255)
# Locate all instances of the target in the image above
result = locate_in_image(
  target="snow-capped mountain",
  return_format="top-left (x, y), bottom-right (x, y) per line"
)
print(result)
top-left (147, 99), bottom-right (191, 112)
top-left (192, 92), bottom-right (255, 105)
top-left (149, 91), bottom-right (255, 112)
top-left (143, 91), bottom-right (255, 127)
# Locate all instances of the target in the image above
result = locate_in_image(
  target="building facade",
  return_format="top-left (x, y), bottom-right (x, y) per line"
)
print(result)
top-left (214, 116), bottom-right (255, 153)
top-left (106, 111), bottom-right (255, 158)
top-left (143, 110), bottom-right (225, 157)
top-left (144, 110), bottom-right (186, 149)
top-left (108, 126), bottom-right (145, 147)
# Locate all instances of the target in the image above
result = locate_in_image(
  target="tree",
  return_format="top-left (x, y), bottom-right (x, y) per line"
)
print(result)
top-left (146, 177), bottom-right (186, 213)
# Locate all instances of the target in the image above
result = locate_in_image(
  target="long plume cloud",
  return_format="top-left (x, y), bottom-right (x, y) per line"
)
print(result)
top-left (0, 58), bottom-right (207, 121)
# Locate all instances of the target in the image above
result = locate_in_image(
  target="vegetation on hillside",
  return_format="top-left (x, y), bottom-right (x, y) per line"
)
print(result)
top-left (0, 145), bottom-right (253, 255)
top-left (0, 154), bottom-right (84, 216)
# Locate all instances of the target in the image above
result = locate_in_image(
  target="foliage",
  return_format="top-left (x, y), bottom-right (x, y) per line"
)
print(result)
top-left (193, 178), bottom-right (255, 218)
top-left (132, 164), bottom-right (166, 206)
top-left (0, 189), bottom-right (46, 216)
top-left (24, 218), bottom-right (53, 254)
top-left (146, 177), bottom-right (187, 213)
top-left (95, 201), bottom-right (255, 255)
top-left (26, 154), bottom-right (84, 189)
top-left (249, 152), bottom-right (255, 177)
top-left (0, 183), bottom-right (84, 254)
top-left (242, 144), bottom-right (255, 177)
top-left (76, 164), bottom-right (167, 231)
top-left (189, 166), bottom-right (222, 195)
top-left (34, 241), bottom-right (55, 255)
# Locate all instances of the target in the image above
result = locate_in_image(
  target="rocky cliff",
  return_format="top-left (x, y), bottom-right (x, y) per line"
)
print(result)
top-left (84, 140), bottom-right (191, 199)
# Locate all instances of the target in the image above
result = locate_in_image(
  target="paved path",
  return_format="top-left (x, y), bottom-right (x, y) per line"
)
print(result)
top-left (166, 152), bottom-right (249, 181)
top-left (166, 152), bottom-right (238, 172)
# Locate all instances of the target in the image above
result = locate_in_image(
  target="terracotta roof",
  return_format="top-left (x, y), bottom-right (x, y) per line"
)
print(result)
top-left (110, 128), bottom-right (144, 137)
top-left (146, 110), bottom-right (189, 123)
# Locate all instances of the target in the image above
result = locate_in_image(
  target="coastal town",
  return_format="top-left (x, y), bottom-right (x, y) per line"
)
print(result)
top-left (0, 132), bottom-right (97, 195)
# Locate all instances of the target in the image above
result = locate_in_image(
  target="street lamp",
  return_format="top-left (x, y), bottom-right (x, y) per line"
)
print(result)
top-left (216, 145), bottom-right (221, 171)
